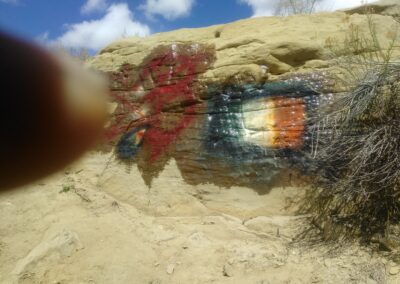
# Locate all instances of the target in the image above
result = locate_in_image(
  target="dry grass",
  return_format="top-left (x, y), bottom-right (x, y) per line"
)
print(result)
top-left (303, 14), bottom-right (400, 244)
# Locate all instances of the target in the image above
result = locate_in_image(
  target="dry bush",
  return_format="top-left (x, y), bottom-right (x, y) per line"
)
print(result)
top-left (303, 14), bottom-right (400, 245)
top-left (274, 0), bottom-right (320, 15)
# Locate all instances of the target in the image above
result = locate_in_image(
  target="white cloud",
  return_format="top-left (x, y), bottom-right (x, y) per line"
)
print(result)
top-left (140, 0), bottom-right (195, 20)
top-left (53, 3), bottom-right (150, 51)
top-left (320, 0), bottom-right (364, 11)
top-left (240, 0), bottom-right (364, 17)
top-left (81, 0), bottom-right (108, 14)
top-left (239, 0), bottom-right (275, 17)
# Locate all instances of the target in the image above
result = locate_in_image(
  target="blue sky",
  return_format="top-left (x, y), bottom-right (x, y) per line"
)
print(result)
top-left (0, 0), bottom-right (363, 52)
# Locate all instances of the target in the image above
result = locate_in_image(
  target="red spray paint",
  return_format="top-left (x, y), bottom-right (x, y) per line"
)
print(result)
top-left (106, 44), bottom-right (215, 161)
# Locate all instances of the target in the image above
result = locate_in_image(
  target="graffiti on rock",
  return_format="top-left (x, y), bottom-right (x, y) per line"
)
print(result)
top-left (198, 82), bottom-right (320, 186)
top-left (106, 43), bottom-right (328, 188)
top-left (105, 43), bottom-right (216, 161)
top-left (116, 125), bottom-right (148, 159)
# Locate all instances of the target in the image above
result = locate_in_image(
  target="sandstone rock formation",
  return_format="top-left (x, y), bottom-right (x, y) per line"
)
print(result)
top-left (90, 10), bottom-right (398, 77)
top-left (89, 9), bottom-right (400, 189)
top-left (2, 4), bottom-right (400, 284)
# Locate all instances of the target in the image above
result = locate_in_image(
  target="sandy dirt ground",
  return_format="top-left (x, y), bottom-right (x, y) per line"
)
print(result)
top-left (0, 152), bottom-right (399, 284)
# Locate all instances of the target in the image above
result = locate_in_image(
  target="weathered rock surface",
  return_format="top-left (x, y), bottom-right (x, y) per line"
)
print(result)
top-left (90, 9), bottom-right (400, 189)
top-left (0, 153), bottom-right (392, 283)
top-left (91, 11), bottom-right (398, 78)
top-left (12, 229), bottom-right (82, 276)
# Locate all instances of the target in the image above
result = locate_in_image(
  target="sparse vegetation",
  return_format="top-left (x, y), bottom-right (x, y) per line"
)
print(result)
top-left (304, 13), bottom-right (400, 244)
top-left (60, 184), bottom-right (74, 193)
top-left (274, 0), bottom-right (320, 16)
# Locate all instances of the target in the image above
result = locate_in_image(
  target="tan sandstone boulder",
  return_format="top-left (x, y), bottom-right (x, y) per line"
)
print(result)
top-left (90, 10), bottom-right (399, 81)
top-left (89, 8), bottom-right (400, 190)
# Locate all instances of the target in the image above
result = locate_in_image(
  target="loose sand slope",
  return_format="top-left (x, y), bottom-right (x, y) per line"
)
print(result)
top-left (0, 152), bottom-right (396, 283)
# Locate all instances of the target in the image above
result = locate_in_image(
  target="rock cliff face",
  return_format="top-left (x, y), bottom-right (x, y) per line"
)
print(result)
top-left (90, 9), bottom-right (399, 188)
